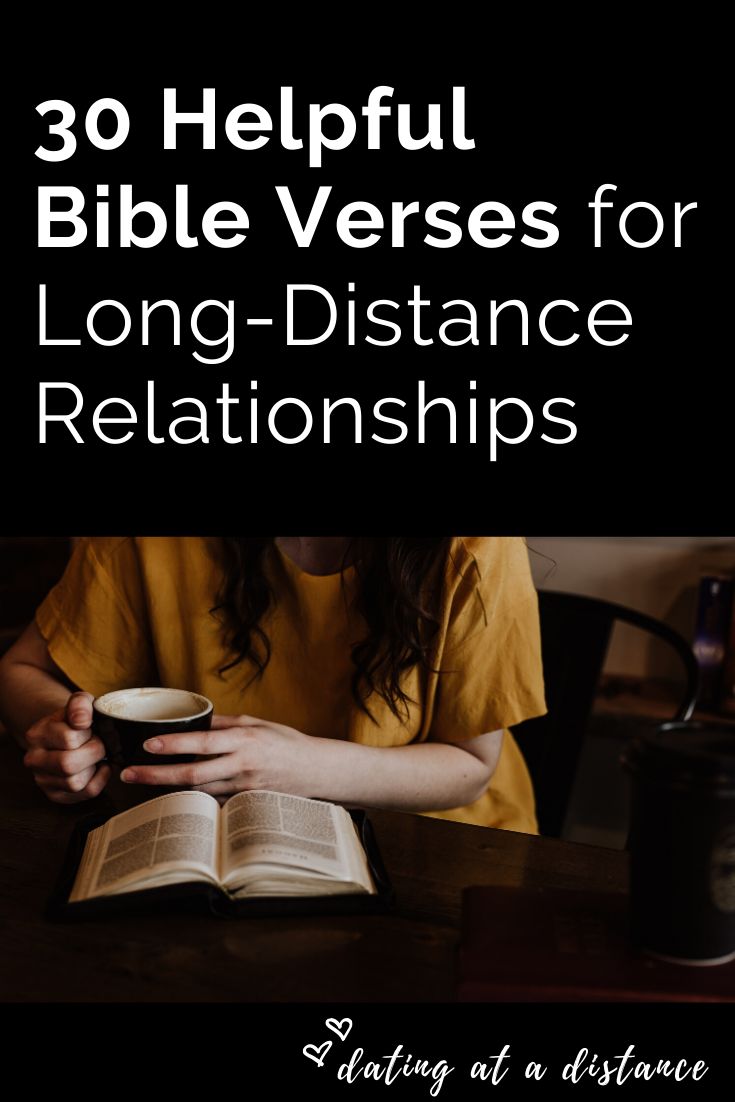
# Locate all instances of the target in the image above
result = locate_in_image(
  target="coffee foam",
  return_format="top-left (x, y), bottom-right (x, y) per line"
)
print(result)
top-left (94, 687), bottom-right (211, 723)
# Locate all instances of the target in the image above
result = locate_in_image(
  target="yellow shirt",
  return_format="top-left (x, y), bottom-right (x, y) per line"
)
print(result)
top-left (35, 536), bottom-right (547, 833)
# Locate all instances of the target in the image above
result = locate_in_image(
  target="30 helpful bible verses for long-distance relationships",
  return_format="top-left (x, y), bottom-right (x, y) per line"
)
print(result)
top-left (34, 88), bottom-right (698, 459)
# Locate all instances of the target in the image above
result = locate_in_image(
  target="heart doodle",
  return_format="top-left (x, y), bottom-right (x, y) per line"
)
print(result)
top-left (303, 1040), bottom-right (332, 1067)
top-left (325, 1017), bottom-right (353, 1041)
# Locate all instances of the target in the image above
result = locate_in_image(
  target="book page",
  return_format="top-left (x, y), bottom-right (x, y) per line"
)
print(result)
top-left (220, 790), bottom-right (373, 891)
top-left (69, 790), bottom-right (221, 902)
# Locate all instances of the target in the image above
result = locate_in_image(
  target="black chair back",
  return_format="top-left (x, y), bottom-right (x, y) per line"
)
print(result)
top-left (512, 591), bottom-right (699, 838)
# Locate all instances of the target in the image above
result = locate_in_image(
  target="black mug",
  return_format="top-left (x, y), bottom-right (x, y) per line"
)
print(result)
top-left (621, 722), bottom-right (735, 965)
top-left (92, 686), bottom-right (214, 768)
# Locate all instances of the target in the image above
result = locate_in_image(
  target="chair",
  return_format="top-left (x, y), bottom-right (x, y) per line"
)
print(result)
top-left (511, 591), bottom-right (700, 839)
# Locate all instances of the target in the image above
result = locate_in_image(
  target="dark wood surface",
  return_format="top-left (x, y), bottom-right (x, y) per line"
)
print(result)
top-left (0, 731), bottom-right (628, 1002)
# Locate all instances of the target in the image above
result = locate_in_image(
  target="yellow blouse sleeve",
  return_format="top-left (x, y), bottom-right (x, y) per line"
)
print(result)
top-left (427, 537), bottom-right (547, 741)
top-left (34, 537), bottom-right (158, 697)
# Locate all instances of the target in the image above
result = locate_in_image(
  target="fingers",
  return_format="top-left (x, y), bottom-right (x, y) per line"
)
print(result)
top-left (35, 763), bottom-right (111, 804)
top-left (210, 714), bottom-right (260, 730)
top-left (25, 690), bottom-right (97, 751)
top-left (24, 735), bottom-right (107, 777)
top-left (23, 698), bottom-right (107, 804)
top-left (121, 754), bottom-right (238, 787)
top-left (25, 717), bottom-right (92, 751)
top-left (65, 691), bottom-right (95, 729)
top-left (142, 728), bottom-right (249, 756)
top-left (35, 764), bottom-right (97, 794)
top-left (190, 779), bottom-right (239, 797)
top-left (85, 763), bottom-right (112, 798)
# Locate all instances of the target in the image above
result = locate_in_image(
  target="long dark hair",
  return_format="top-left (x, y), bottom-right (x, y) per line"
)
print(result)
top-left (211, 537), bottom-right (454, 721)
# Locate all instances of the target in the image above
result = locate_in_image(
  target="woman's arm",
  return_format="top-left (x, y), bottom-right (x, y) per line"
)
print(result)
top-left (295, 728), bottom-right (503, 810)
top-left (0, 621), bottom-right (110, 802)
top-left (0, 622), bottom-right (76, 744)
top-left (117, 716), bottom-right (503, 812)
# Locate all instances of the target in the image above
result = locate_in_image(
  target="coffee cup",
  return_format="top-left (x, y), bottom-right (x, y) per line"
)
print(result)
top-left (92, 687), bottom-right (214, 768)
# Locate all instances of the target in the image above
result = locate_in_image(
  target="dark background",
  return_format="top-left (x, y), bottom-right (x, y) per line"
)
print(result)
top-left (11, 45), bottom-right (726, 534)
top-left (9, 1002), bottom-right (731, 1094)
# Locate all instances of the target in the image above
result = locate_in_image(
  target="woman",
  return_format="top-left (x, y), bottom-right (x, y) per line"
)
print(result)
top-left (0, 536), bottom-right (546, 832)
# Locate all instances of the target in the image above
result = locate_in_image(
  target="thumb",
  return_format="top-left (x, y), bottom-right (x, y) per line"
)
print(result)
top-left (65, 691), bottom-right (95, 729)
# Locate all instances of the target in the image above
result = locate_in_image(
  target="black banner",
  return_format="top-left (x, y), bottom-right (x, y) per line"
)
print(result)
top-left (11, 43), bottom-right (727, 533)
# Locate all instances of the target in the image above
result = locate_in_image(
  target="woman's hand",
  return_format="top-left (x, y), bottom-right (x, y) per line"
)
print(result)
top-left (23, 691), bottom-right (111, 804)
top-left (118, 713), bottom-right (501, 812)
top-left (120, 714), bottom-right (322, 799)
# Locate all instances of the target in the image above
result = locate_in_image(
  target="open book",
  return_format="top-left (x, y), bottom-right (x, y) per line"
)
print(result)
top-left (68, 789), bottom-right (378, 904)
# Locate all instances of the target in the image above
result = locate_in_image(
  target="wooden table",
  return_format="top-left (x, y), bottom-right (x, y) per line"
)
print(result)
top-left (0, 732), bottom-right (629, 1002)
